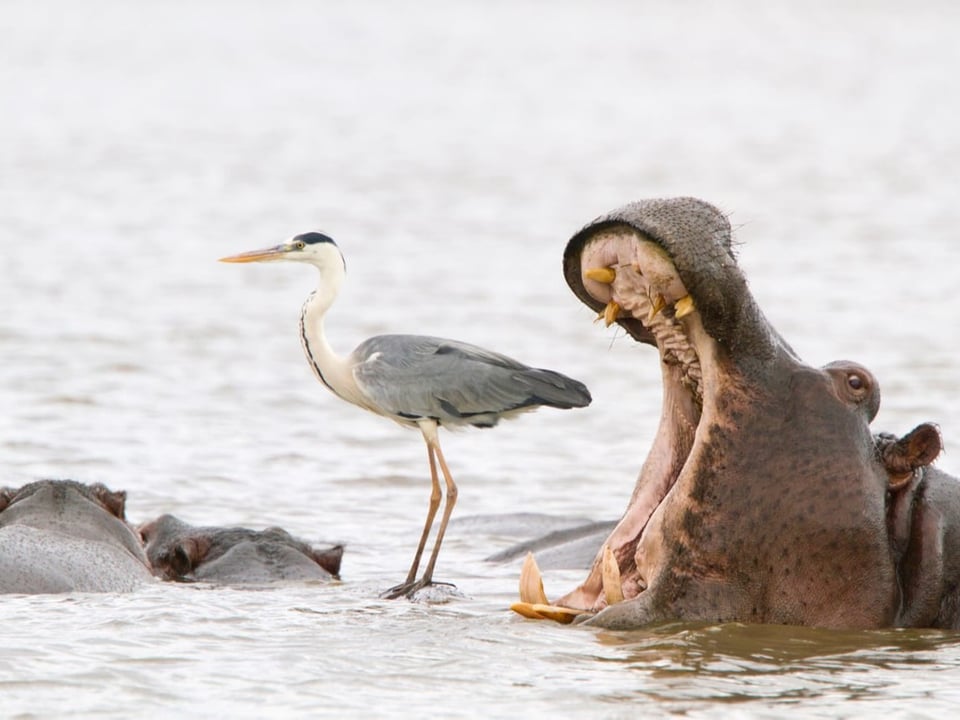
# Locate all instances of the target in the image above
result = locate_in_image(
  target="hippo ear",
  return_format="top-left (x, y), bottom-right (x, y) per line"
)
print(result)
top-left (0, 487), bottom-right (15, 513)
top-left (312, 544), bottom-right (344, 578)
top-left (880, 423), bottom-right (943, 491)
top-left (92, 485), bottom-right (128, 520)
top-left (903, 423), bottom-right (943, 466)
top-left (891, 423), bottom-right (942, 471)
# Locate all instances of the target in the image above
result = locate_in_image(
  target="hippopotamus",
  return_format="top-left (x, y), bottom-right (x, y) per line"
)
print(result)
top-left (138, 514), bottom-right (343, 585)
top-left (877, 423), bottom-right (960, 627)
top-left (0, 479), bottom-right (153, 593)
top-left (512, 197), bottom-right (960, 630)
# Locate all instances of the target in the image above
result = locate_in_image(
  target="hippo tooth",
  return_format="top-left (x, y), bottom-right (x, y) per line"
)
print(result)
top-left (509, 601), bottom-right (589, 624)
top-left (603, 301), bottom-right (621, 327)
top-left (510, 601), bottom-right (546, 619)
top-left (674, 295), bottom-right (695, 319)
top-left (519, 552), bottom-right (550, 605)
top-left (529, 604), bottom-right (587, 624)
top-left (584, 266), bottom-right (616, 284)
top-left (602, 544), bottom-right (625, 605)
top-left (647, 293), bottom-right (665, 324)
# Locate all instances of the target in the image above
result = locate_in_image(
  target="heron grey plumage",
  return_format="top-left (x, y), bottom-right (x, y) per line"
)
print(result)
top-left (221, 232), bottom-right (591, 599)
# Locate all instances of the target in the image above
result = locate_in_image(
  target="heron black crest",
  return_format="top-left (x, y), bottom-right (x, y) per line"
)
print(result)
top-left (294, 232), bottom-right (336, 246)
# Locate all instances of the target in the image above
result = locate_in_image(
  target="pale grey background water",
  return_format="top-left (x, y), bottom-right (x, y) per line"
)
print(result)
top-left (2, 1), bottom-right (960, 717)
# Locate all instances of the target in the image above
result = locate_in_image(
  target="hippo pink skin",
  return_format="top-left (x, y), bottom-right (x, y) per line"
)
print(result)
top-left (0, 479), bottom-right (153, 593)
top-left (138, 514), bottom-right (343, 585)
top-left (557, 197), bottom-right (960, 630)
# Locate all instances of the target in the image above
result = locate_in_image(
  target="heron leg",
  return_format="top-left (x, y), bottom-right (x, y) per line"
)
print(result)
top-left (402, 438), bottom-right (442, 585)
top-left (380, 421), bottom-right (445, 600)
top-left (418, 436), bottom-right (458, 586)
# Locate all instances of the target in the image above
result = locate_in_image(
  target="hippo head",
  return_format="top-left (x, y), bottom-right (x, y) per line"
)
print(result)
top-left (519, 197), bottom-right (904, 629)
top-left (139, 514), bottom-right (344, 584)
top-left (0, 479), bottom-right (148, 570)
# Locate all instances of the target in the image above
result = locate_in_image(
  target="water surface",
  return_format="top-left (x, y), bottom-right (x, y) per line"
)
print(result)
top-left (2, 1), bottom-right (960, 717)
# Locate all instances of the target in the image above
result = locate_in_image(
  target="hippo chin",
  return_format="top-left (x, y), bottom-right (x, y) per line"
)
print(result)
top-left (139, 514), bottom-right (343, 585)
top-left (0, 479), bottom-right (153, 593)
top-left (515, 197), bottom-right (960, 630)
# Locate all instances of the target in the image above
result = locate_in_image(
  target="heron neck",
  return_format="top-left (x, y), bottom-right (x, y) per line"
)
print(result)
top-left (298, 268), bottom-right (361, 405)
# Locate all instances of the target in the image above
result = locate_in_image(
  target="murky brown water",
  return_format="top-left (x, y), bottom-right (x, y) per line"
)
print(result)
top-left (2, 0), bottom-right (960, 717)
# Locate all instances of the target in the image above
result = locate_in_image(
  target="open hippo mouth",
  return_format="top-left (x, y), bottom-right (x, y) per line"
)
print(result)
top-left (511, 195), bottom-right (905, 629)
top-left (513, 198), bottom-right (742, 622)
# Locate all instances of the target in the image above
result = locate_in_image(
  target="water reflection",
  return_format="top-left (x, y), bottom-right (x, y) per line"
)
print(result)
top-left (592, 622), bottom-right (960, 708)
top-left (601, 621), bottom-right (960, 664)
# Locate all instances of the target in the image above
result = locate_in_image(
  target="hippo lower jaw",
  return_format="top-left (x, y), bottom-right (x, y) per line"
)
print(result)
top-left (514, 228), bottom-right (712, 622)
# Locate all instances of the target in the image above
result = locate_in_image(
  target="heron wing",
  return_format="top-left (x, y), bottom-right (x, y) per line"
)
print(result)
top-left (351, 335), bottom-right (590, 427)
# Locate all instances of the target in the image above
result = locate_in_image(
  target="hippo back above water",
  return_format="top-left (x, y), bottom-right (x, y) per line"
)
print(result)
top-left (0, 479), bottom-right (153, 594)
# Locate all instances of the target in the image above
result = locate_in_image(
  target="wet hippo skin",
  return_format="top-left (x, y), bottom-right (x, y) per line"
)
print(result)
top-left (0, 479), bottom-right (153, 593)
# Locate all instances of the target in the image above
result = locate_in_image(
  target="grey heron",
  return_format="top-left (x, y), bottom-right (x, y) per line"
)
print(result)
top-left (220, 232), bottom-right (592, 599)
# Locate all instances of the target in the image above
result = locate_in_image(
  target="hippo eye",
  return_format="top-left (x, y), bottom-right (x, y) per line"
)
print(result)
top-left (847, 374), bottom-right (864, 391)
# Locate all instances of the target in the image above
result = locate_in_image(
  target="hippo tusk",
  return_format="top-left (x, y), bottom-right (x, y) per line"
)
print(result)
top-left (647, 293), bottom-right (666, 324)
top-left (510, 601), bottom-right (547, 619)
top-left (509, 601), bottom-right (587, 624)
top-left (584, 266), bottom-right (616, 284)
top-left (527, 604), bottom-right (585, 624)
top-left (518, 552), bottom-right (549, 605)
top-left (603, 301), bottom-right (621, 327)
top-left (509, 601), bottom-right (590, 624)
top-left (674, 295), bottom-right (695, 319)
top-left (601, 544), bottom-right (624, 605)
top-left (511, 552), bottom-right (591, 623)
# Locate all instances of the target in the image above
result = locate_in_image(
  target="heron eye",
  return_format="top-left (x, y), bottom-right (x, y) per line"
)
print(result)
top-left (847, 373), bottom-right (864, 391)
top-left (295, 241), bottom-right (306, 250)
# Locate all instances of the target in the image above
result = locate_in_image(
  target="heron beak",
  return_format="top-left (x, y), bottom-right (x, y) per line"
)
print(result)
top-left (219, 245), bottom-right (290, 263)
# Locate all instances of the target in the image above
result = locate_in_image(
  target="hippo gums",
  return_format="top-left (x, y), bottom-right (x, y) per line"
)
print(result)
top-left (139, 514), bottom-right (343, 585)
top-left (513, 197), bottom-right (960, 630)
top-left (0, 479), bottom-right (153, 593)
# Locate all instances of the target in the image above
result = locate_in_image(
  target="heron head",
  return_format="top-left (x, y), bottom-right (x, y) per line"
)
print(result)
top-left (219, 232), bottom-right (344, 270)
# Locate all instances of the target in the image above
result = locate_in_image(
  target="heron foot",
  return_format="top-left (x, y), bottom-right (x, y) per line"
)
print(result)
top-left (380, 578), bottom-right (463, 602)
